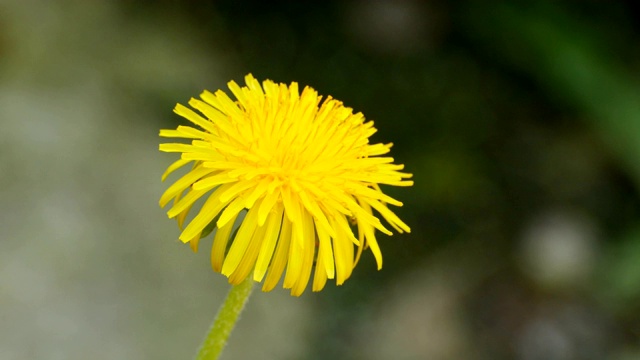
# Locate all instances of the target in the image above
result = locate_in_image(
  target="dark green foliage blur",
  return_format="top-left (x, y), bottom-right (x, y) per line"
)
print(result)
top-left (147, 1), bottom-right (640, 358)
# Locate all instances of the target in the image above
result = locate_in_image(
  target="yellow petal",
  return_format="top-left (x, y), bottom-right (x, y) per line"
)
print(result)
top-left (161, 158), bottom-right (192, 182)
top-left (254, 204), bottom-right (284, 282)
top-left (290, 210), bottom-right (316, 296)
top-left (221, 199), bottom-right (261, 276)
top-left (262, 216), bottom-right (292, 292)
top-left (211, 212), bottom-right (239, 272)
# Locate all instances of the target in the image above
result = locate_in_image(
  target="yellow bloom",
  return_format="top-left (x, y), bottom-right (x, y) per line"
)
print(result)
top-left (159, 74), bottom-right (413, 296)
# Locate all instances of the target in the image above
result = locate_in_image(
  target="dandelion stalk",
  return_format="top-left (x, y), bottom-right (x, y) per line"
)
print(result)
top-left (195, 277), bottom-right (254, 360)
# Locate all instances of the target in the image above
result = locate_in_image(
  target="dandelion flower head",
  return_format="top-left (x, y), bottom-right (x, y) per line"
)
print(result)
top-left (159, 74), bottom-right (413, 296)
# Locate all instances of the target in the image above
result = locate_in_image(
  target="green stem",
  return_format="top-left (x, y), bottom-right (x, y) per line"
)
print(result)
top-left (194, 277), bottom-right (255, 360)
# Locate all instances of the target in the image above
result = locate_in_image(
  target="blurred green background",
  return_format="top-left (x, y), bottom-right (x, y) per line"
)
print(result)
top-left (2, 1), bottom-right (640, 359)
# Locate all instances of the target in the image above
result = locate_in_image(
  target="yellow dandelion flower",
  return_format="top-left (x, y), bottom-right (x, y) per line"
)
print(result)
top-left (159, 74), bottom-right (413, 296)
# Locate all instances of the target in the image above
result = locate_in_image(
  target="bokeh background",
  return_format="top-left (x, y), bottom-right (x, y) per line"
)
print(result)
top-left (2, 1), bottom-right (640, 359)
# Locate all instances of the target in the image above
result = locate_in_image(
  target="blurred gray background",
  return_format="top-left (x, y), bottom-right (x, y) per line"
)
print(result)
top-left (2, 1), bottom-right (640, 359)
